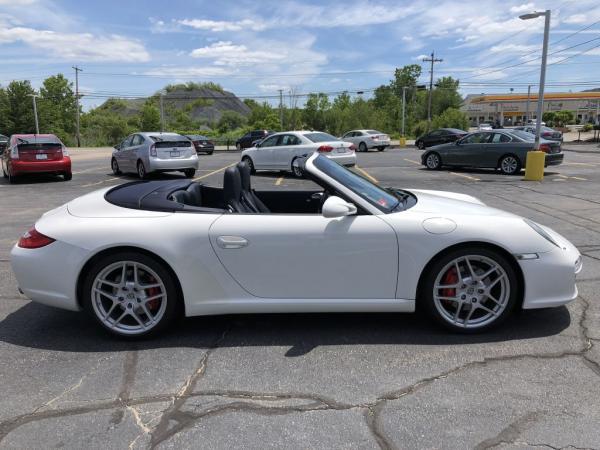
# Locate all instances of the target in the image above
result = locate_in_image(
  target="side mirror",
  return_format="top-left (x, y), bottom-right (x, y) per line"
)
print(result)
top-left (113, 145), bottom-right (120, 151)
top-left (322, 196), bottom-right (357, 218)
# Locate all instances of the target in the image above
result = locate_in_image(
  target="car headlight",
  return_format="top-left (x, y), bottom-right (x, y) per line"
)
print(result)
top-left (523, 219), bottom-right (561, 248)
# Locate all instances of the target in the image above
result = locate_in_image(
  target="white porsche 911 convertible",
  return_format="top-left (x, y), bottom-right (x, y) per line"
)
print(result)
top-left (11, 153), bottom-right (581, 338)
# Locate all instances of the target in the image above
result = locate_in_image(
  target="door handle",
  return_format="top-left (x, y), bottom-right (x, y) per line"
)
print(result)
top-left (216, 236), bottom-right (249, 249)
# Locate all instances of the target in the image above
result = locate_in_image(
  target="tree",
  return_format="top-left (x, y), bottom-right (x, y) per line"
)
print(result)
top-left (5, 80), bottom-right (36, 135)
top-left (303, 93), bottom-right (330, 130)
top-left (431, 77), bottom-right (462, 117)
top-left (553, 110), bottom-right (574, 127)
top-left (38, 74), bottom-right (77, 144)
top-left (217, 111), bottom-right (246, 133)
top-left (431, 107), bottom-right (469, 131)
top-left (247, 102), bottom-right (279, 130)
top-left (0, 87), bottom-right (13, 134)
top-left (139, 102), bottom-right (161, 130)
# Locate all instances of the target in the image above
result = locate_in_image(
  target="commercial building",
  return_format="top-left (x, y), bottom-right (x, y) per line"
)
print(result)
top-left (461, 91), bottom-right (600, 126)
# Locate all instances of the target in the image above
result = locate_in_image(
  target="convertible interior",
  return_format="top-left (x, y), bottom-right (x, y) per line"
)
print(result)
top-left (105, 161), bottom-right (349, 215)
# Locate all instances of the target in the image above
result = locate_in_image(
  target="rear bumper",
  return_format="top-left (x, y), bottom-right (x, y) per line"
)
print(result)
top-left (545, 153), bottom-right (564, 166)
top-left (369, 141), bottom-right (391, 148)
top-left (326, 153), bottom-right (356, 167)
top-left (148, 156), bottom-right (199, 172)
top-left (11, 157), bottom-right (71, 175)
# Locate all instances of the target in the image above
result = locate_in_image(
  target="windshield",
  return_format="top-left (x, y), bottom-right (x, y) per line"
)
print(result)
top-left (508, 129), bottom-right (535, 141)
top-left (305, 132), bottom-right (339, 143)
top-left (313, 155), bottom-right (401, 213)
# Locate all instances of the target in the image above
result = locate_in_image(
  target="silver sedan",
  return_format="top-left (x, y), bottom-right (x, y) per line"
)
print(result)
top-left (341, 129), bottom-right (391, 152)
top-left (111, 132), bottom-right (199, 179)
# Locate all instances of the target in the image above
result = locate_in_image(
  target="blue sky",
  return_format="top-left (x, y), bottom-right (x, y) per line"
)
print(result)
top-left (0, 0), bottom-right (599, 109)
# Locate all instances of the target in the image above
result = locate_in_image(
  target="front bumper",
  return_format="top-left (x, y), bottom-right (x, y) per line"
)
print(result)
top-left (11, 157), bottom-right (71, 175)
top-left (519, 240), bottom-right (581, 309)
top-left (148, 156), bottom-right (199, 172)
top-left (326, 153), bottom-right (356, 167)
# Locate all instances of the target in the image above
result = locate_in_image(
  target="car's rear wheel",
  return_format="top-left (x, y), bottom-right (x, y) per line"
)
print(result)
top-left (2, 167), bottom-right (7, 178)
top-left (137, 161), bottom-right (147, 179)
top-left (82, 251), bottom-right (180, 338)
top-left (422, 247), bottom-right (518, 333)
top-left (499, 155), bottom-right (521, 175)
top-left (111, 158), bottom-right (121, 175)
top-left (359, 142), bottom-right (367, 152)
top-left (425, 152), bottom-right (442, 170)
top-left (242, 156), bottom-right (255, 174)
top-left (417, 141), bottom-right (426, 150)
top-left (207, 151), bottom-right (214, 155)
top-left (291, 157), bottom-right (303, 178)
top-left (63, 172), bottom-right (72, 181)
top-left (183, 168), bottom-right (196, 178)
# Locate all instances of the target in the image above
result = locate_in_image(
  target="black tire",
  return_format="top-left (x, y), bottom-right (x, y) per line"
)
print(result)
top-left (421, 246), bottom-right (519, 333)
top-left (377, 146), bottom-right (385, 151)
top-left (417, 140), bottom-right (426, 150)
top-left (63, 172), bottom-right (72, 181)
top-left (82, 251), bottom-right (181, 339)
top-left (242, 156), bottom-right (256, 174)
top-left (359, 142), bottom-right (368, 152)
top-left (207, 151), bottom-right (214, 155)
top-left (137, 160), bottom-right (147, 179)
top-left (111, 158), bottom-right (121, 175)
top-left (184, 168), bottom-right (196, 178)
top-left (291, 158), bottom-right (303, 178)
top-left (499, 154), bottom-right (521, 175)
top-left (424, 152), bottom-right (442, 170)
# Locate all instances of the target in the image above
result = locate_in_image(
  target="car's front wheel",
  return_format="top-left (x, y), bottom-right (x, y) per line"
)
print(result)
top-left (422, 247), bottom-right (518, 333)
top-left (291, 158), bottom-right (303, 178)
top-left (425, 152), bottom-right (442, 170)
top-left (499, 154), bottom-right (521, 175)
top-left (111, 158), bottom-right (121, 175)
top-left (82, 251), bottom-right (180, 338)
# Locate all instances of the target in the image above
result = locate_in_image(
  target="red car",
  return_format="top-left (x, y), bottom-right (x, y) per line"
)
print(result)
top-left (1, 134), bottom-right (71, 183)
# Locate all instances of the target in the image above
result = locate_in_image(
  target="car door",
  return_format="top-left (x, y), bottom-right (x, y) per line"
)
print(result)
top-left (116, 135), bottom-right (134, 171)
top-left (128, 134), bottom-right (145, 168)
top-left (209, 213), bottom-right (398, 299)
top-left (486, 133), bottom-right (513, 167)
top-left (448, 132), bottom-right (491, 165)
top-left (341, 131), bottom-right (355, 145)
top-left (252, 134), bottom-right (280, 168)
top-left (425, 130), bottom-right (442, 146)
top-left (274, 134), bottom-right (305, 169)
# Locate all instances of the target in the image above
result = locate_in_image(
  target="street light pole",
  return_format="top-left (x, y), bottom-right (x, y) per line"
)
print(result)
top-left (525, 85), bottom-right (532, 123)
top-left (520, 10), bottom-right (551, 150)
top-left (401, 86), bottom-right (408, 137)
top-left (28, 94), bottom-right (40, 134)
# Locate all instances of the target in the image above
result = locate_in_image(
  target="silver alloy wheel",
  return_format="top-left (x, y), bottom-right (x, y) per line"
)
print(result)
top-left (112, 159), bottom-right (119, 175)
top-left (138, 162), bottom-right (145, 178)
top-left (501, 156), bottom-right (518, 174)
top-left (91, 261), bottom-right (167, 335)
top-left (432, 255), bottom-right (510, 329)
top-left (426, 153), bottom-right (440, 169)
top-left (292, 159), bottom-right (302, 177)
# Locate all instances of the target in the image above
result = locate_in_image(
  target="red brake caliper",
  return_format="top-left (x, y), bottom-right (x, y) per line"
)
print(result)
top-left (440, 267), bottom-right (458, 303)
top-left (146, 275), bottom-right (160, 312)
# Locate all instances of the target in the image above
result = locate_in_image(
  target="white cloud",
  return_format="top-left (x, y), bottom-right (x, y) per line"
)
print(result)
top-left (190, 41), bottom-right (286, 66)
top-left (178, 18), bottom-right (265, 32)
top-left (0, 26), bottom-right (150, 61)
top-left (144, 66), bottom-right (234, 78)
top-left (563, 14), bottom-right (587, 24)
top-left (490, 43), bottom-right (539, 53)
top-left (509, 3), bottom-right (535, 14)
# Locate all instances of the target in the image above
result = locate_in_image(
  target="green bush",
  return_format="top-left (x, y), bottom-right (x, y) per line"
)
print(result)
top-left (582, 123), bottom-right (593, 132)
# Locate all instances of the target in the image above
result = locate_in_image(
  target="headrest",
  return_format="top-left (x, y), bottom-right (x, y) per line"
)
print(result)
top-left (223, 166), bottom-right (242, 201)
top-left (237, 161), bottom-right (251, 190)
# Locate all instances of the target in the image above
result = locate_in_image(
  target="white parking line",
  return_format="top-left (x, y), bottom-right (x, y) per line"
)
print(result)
top-left (82, 177), bottom-right (121, 188)
top-left (403, 158), bottom-right (421, 165)
top-left (449, 172), bottom-right (481, 181)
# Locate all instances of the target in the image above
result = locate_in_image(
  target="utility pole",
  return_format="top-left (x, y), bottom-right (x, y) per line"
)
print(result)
top-left (72, 66), bottom-right (82, 147)
top-left (278, 89), bottom-right (283, 130)
top-left (401, 86), bottom-right (408, 137)
top-left (159, 92), bottom-right (165, 132)
top-left (423, 51), bottom-right (443, 129)
top-left (525, 85), bottom-right (532, 123)
top-left (28, 94), bottom-right (40, 134)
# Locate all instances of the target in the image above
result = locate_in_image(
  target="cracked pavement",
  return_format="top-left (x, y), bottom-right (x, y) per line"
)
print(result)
top-left (1, 145), bottom-right (599, 449)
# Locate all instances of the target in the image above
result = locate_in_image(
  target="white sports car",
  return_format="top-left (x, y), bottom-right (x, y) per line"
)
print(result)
top-left (11, 153), bottom-right (581, 338)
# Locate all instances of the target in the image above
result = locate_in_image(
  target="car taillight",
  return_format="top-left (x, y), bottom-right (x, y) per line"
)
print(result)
top-left (539, 144), bottom-right (550, 153)
top-left (18, 227), bottom-right (55, 249)
top-left (349, 144), bottom-right (356, 151)
top-left (61, 145), bottom-right (69, 156)
top-left (150, 144), bottom-right (157, 156)
top-left (317, 145), bottom-right (334, 153)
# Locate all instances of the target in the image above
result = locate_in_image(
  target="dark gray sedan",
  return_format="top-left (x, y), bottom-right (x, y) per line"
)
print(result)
top-left (421, 129), bottom-right (563, 175)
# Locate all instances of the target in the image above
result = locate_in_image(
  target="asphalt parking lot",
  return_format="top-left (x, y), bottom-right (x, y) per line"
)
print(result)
top-left (1, 144), bottom-right (600, 449)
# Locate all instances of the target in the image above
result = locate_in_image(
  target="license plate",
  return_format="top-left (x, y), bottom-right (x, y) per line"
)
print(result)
top-left (35, 154), bottom-right (48, 160)
top-left (170, 150), bottom-right (180, 157)
top-left (336, 147), bottom-right (347, 153)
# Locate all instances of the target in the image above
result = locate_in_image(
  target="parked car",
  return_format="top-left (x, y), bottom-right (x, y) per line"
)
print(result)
top-left (421, 129), bottom-right (563, 175)
top-left (514, 125), bottom-right (563, 143)
top-left (111, 132), bottom-right (199, 179)
top-left (1, 134), bottom-right (71, 183)
top-left (341, 129), bottom-right (391, 151)
top-left (236, 130), bottom-right (274, 150)
top-left (478, 123), bottom-right (493, 131)
top-left (184, 134), bottom-right (214, 155)
top-left (415, 128), bottom-right (467, 150)
top-left (11, 151), bottom-right (581, 338)
top-left (241, 131), bottom-right (356, 177)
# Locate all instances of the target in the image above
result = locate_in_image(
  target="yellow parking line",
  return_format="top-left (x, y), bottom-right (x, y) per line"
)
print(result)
top-left (570, 176), bottom-right (587, 181)
top-left (355, 165), bottom-right (378, 183)
top-left (193, 162), bottom-right (237, 181)
top-left (449, 172), bottom-right (481, 181)
top-left (275, 176), bottom-right (284, 186)
top-left (404, 158), bottom-right (421, 165)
